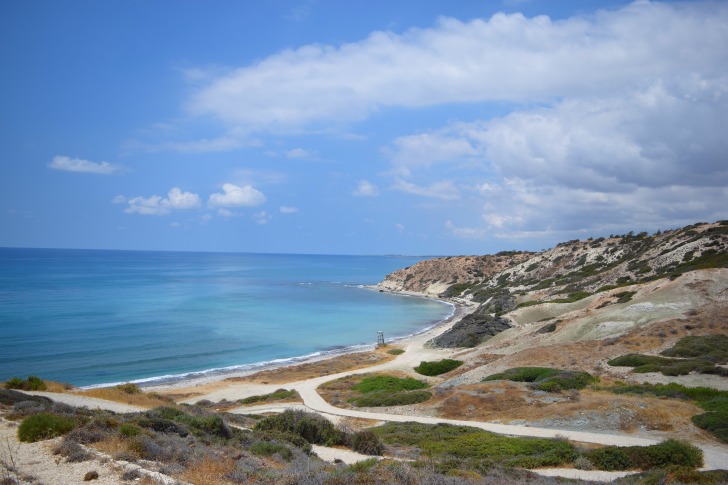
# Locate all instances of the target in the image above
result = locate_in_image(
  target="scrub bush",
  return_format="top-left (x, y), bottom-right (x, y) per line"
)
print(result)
top-left (4, 375), bottom-right (47, 391)
top-left (414, 359), bottom-right (463, 376)
top-left (18, 413), bottom-right (75, 442)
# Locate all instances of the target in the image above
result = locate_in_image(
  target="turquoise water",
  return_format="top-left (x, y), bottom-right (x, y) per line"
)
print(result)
top-left (0, 248), bottom-right (450, 387)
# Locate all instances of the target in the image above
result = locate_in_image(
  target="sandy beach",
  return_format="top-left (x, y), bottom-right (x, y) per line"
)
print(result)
top-left (145, 291), bottom-right (474, 402)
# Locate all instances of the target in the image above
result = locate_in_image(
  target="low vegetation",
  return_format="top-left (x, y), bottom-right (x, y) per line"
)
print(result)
top-left (237, 388), bottom-right (299, 405)
top-left (78, 384), bottom-right (174, 409)
top-left (351, 375), bottom-right (429, 393)
top-left (585, 439), bottom-right (702, 471)
top-left (608, 335), bottom-right (728, 377)
top-left (349, 390), bottom-right (432, 407)
top-left (254, 410), bottom-right (385, 455)
top-left (370, 422), bottom-right (702, 473)
top-left (414, 359), bottom-right (463, 376)
top-left (607, 382), bottom-right (728, 443)
top-left (323, 374), bottom-right (434, 407)
top-left (4, 375), bottom-right (47, 391)
top-left (483, 367), bottom-right (597, 392)
top-left (386, 348), bottom-right (405, 355)
top-left (18, 412), bottom-right (76, 442)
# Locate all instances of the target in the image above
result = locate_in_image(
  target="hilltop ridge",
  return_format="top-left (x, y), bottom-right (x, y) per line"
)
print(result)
top-left (377, 220), bottom-right (728, 348)
top-left (380, 221), bottom-right (728, 299)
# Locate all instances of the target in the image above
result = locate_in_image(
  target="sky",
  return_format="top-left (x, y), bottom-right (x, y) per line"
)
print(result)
top-left (1, 0), bottom-right (727, 256)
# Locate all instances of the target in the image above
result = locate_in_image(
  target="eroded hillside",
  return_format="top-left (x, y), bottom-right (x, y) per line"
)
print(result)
top-left (380, 221), bottom-right (728, 304)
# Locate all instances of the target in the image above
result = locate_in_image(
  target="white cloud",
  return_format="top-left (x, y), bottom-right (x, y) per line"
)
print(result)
top-left (49, 155), bottom-right (122, 175)
top-left (286, 148), bottom-right (315, 159)
top-left (353, 180), bottom-right (380, 197)
top-left (388, 132), bottom-right (477, 174)
top-left (445, 220), bottom-right (487, 239)
top-left (166, 187), bottom-right (202, 210)
top-left (208, 183), bottom-right (266, 207)
top-left (253, 211), bottom-right (271, 224)
top-left (111, 195), bottom-right (126, 204)
top-left (123, 188), bottom-right (201, 216)
top-left (393, 179), bottom-right (460, 200)
top-left (128, 135), bottom-right (247, 154)
top-left (280, 206), bottom-right (299, 214)
top-left (187, 2), bottom-right (728, 131)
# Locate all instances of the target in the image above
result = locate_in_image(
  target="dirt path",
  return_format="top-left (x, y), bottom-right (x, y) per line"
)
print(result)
top-left (25, 391), bottom-right (146, 414)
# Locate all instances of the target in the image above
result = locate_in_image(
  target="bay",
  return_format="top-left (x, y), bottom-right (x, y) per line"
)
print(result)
top-left (0, 248), bottom-right (450, 387)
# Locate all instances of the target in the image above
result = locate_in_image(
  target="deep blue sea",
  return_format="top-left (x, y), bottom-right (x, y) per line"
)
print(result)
top-left (0, 248), bottom-right (451, 387)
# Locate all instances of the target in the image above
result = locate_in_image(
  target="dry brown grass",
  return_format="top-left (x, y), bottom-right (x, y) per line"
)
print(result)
top-left (431, 382), bottom-right (702, 437)
top-left (178, 456), bottom-right (236, 485)
top-left (230, 347), bottom-right (396, 385)
top-left (91, 435), bottom-right (131, 457)
top-left (42, 380), bottom-right (75, 392)
top-left (76, 387), bottom-right (173, 409)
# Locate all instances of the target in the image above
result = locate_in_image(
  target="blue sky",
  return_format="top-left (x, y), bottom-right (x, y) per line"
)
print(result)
top-left (2, 1), bottom-right (727, 255)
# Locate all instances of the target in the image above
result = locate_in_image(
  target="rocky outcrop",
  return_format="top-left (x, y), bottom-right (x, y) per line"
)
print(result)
top-left (428, 309), bottom-right (511, 348)
top-left (377, 252), bottom-right (533, 295)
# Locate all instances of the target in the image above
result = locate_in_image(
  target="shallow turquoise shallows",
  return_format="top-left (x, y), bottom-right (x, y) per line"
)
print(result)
top-left (0, 248), bottom-right (451, 387)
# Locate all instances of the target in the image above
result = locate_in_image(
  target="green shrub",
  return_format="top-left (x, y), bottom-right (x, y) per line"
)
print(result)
top-left (140, 407), bottom-right (232, 440)
top-left (607, 354), bottom-right (670, 368)
top-left (118, 423), bottom-right (142, 437)
top-left (414, 359), bottom-right (464, 376)
top-left (4, 375), bottom-right (47, 391)
top-left (250, 441), bottom-right (293, 461)
top-left (614, 291), bottom-right (636, 303)
top-left (587, 440), bottom-right (702, 471)
top-left (238, 388), bottom-right (298, 405)
top-left (254, 409), bottom-right (345, 446)
top-left (607, 349), bottom-right (727, 376)
top-left (661, 335), bottom-right (728, 364)
top-left (254, 429), bottom-right (312, 453)
top-left (628, 439), bottom-right (703, 469)
top-left (351, 375), bottom-right (428, 393)
top-left (371, 422), bottom-right (576, 469)
top-left (692, 412), bottom-right (728, 443)
top-left (483, 367), bottom-right (595, 391)
top-left (349, 390), bottom-right (432, 407)
top-left (484, 367), bottom-right (559, 383)
top-left (347, 457), bottom-right (380, 472)
top-left (115, 383), bottom-right (141, 394)
top-left (587, 447), bottom-right (631, 471)
top-left (18, 413), bottom-right (75, 442)
top-left (387, 348), bottom-right (405, 355)
top-left (349, 430), bottom-right (384, 455)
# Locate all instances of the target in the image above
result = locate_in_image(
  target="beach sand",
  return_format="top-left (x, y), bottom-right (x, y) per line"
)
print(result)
top-left (146, 294), bottom-right (474, 404)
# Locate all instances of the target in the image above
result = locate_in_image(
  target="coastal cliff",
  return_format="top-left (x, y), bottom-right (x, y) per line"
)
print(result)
top-left (379, 220), bottom-right (728, 347)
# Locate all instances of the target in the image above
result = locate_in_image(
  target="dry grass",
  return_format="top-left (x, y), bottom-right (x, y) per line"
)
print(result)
top-left (76, 387), bottom-right (173, 409)
top-left (431, 382), bottom-right (702, 436)
top-left (42, 380), bottom-right (75, 392)
top-left (338, 416), bottom-right (382, 431)
top-left (230, 348), bottom-right (396, 385)
top-left (178, 456), bottom-right (236, 485)
top-left (91, 435), bottom-right (131, 457)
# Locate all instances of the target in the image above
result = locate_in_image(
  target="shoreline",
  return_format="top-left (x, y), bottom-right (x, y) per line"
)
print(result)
top-left (138, 288), bottom-right (471, 393)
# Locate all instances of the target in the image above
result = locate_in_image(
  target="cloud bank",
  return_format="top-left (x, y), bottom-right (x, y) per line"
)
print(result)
top-left (124, 188), bottom-right (201, 216)
top-left (49, 156), bottom-right (122, 175)
top-left (174, 1), bottom-right (728, 242)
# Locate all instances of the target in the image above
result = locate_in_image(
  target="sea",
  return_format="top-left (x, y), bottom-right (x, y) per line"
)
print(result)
top-left (0, 248), bottom-right (452, 388)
